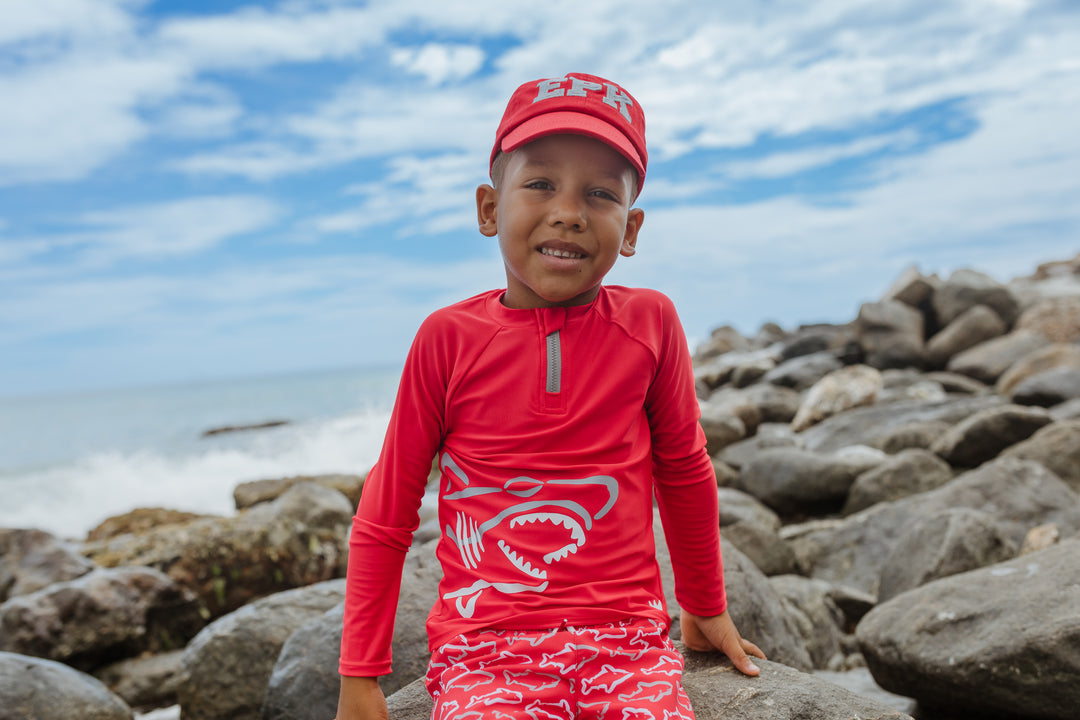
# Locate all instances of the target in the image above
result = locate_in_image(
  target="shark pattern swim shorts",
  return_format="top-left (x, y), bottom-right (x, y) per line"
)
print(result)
top-left (424, 617), bottom-right (695, 719)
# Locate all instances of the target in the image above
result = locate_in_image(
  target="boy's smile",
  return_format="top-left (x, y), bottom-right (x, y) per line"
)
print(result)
top-left (477, 134), bottom-right (645, 310)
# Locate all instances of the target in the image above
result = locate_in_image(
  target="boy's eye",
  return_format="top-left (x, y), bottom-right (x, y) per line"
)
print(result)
top-left (591, 189), bottom-right (619, 202)
top-left (526, 180), bottom-right (553, 190)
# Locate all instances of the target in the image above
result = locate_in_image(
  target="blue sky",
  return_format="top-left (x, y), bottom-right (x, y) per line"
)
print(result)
top-left (2, 0), bottom-right (1079, 398)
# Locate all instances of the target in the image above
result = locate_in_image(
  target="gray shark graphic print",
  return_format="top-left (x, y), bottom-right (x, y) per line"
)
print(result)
top-left (439, 452), bottom-right (619, 618)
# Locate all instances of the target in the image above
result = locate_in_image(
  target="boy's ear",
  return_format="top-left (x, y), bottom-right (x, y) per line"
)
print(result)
top-left (476, 184), bottom-right (498, 237)
top-left (620, 207), bottom-right (644, 257)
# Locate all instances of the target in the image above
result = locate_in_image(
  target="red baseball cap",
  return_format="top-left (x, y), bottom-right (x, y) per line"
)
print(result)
top-left (490, 73), bottom-right (648, 196)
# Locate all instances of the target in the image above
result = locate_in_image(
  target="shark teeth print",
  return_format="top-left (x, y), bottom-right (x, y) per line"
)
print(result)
top-left (498, 540), bottom-right (549, 580)
top-left (505, 512), bottom-right (587, 566)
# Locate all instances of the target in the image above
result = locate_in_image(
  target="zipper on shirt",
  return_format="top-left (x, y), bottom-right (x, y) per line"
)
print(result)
top-left (545, 330), bottom-right (561, 393)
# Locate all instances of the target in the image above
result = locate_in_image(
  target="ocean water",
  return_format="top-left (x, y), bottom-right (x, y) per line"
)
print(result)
top-left (0, 366), bottom-right (401, 540)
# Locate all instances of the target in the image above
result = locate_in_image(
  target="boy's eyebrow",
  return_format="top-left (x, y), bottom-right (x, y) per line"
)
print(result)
top-left (517, 157), bottom-right (632, 186)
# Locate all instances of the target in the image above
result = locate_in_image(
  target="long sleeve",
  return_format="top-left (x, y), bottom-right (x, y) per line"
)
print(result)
top-left (339, 314), bottom-right (449, 676)
top-left (645, 296), bottom-right (727, 617)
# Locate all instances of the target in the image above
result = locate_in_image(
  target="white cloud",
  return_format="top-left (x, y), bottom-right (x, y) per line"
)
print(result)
top-left (390, 43), bottom-right (485, 85)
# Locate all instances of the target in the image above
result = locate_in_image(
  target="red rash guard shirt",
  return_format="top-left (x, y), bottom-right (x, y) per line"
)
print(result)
top-left (339, 286), bottom-right (727, 677)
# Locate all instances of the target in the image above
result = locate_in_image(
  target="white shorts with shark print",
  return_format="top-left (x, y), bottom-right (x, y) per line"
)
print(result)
top-left (424, 617), bottom-right (695, 720)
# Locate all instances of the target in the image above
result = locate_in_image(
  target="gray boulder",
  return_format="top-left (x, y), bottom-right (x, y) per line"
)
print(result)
top-left (995, 342), bottom-right (1080, 397)
top-left (924, 304), bottom-right (1006, 368)
top-left (83, 482), bottom-right (353, 619)
top-left (762, 351), bottom-right (843, 390)
top-left (1015, 296), bottom-right (1080, 342)
top-left (931, 403), bottom-right (1054, 467)
top-left (177, 580), bottom-right (346, 720)
top-left (718, 423), bottom-right (802, 469)
top-left (877, 508), bottom-right (1017, 602)
top-left (655, 514), bottom-right (812, 670)
top-left (857, 540), bottom-right (1080, 720)
top-left (769, 575), bottom-right (846, 669)
top-left (0, 566), bottom-right (203, 671)
top-left (94, 650), bottom-right (184, 712)
top-left (698, 404), bottom-right (748, 454)
top-left (855, 300), bottom-right (925, 370)
top-left (0, 651), bottom-right (133, 720)
top-left (739, 447), bottom-right (883, 517)
top-left (261, 538), bottom-right (442, 720)
top-left (865, 420), bottom-right (953, 454)
top-left (947, 329), bottom-right (1050, 383)
top-left (843, 449), bottom-right (953, 514)
top-left (798, 395), bottom-right (1003, 454)
top-left (720, 522), bottom-right (799, 576)
top-left (932, 268), bottom-right (1020, 329)
top-left (1011, 367), bottom-right (1080, 407)
top-left (791, 365), bottom-right (883, 432)
top-left (785, 457), bottom-right (1080, 596)
top-left (717, 487), bottom-right (782, 532)
top-left (383, 655), bottom-right (915, 720)
top-left (882, 264), bottom-right (937, 309)
top-left (233, 473), bottom-right (365, 511)
top-left (0, 527), bottom-right (94, 602)
top-left (1001, 419), bottom-right (1080, 492)
top-left (710, 383), bottom-right (803, 424)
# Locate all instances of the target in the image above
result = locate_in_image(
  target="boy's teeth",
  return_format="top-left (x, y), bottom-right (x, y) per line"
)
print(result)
top-left (541, 248), bottom-right (584, 259)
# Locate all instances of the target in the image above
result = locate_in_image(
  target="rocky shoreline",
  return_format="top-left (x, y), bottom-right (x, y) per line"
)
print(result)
top-left (3, 255), bottom-right (1080, 720)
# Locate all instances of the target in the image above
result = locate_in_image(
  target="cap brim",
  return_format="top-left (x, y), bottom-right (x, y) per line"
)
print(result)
top-left (501, 111), bottom-right (646, 187)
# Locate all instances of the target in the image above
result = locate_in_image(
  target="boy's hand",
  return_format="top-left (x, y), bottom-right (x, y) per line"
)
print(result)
top-left (680, 609), bottom-right (766, 676)
top-left (335, 676), bottom-right (388, 720)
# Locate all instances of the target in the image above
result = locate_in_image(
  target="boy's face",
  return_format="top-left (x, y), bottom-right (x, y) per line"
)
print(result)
top-left (477, 134), bottom-right (644, 310)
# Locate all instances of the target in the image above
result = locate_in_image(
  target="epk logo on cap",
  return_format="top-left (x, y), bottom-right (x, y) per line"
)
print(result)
top-left (491, 73), bottom-right (648, 196)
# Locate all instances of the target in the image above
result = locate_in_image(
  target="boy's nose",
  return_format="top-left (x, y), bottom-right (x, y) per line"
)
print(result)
top-left (548, 193), bottom-right (586, 230)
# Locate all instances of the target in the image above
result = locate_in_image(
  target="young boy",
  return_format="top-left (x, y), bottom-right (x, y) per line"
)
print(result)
top-left (336, 72), bottom-right (765, 720)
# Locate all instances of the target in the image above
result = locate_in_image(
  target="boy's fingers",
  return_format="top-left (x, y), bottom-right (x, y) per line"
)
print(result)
top-left (743, 639), bottom-right (767, 660)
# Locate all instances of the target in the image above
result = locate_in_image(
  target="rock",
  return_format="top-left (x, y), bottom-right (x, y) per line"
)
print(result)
top-left (785, 457), bottom-right (1080, 596)
top-left (769, 575), bottom-right (845, 669)
top-left (83, 482), bottom-right (353, 618)
top-left (711, 383), bottom-right (803, 424)
top-left (655, 514), bottom-right (813, 670)
top-left (1001, 419), bottom-right (1080, 491)
top-left (866, 420), bottom-right (953, 454)
top-left (0, 651), bottom-right (134, 720)
top-left (811, 667), bottom-right (916, 715)
top-left (1010, 367), bottom-right (1080, 406)
top-left (711, 457), bottom-right (740, 487)
top-left (716, 487), bottom-right (782, 532)
top-left (261, 538), bottom-right (442, 720)
top-left (995, 342), bottom-right (1080, 397)
top-left (877, 508), bottom-right (1016, 602)
top-left (1015, 296), bottom-right (1080, 341)
top-left (791, 365), bottom-right (883, 431)
top-left (694, 348), bottom-right (779, 391)
top-left (1020, 523), bottom-right (1061, 555)
top-left (932, 268), bottom-right (1020, 329)
top-left (931, 403), bottom-right (1054, 467)
top-left (0, 566), bottom-right (203, 671)
top-left (383, 654), bottom-right (916, 720)
top-left (924, 304), bottom-right (1006, 368)
top-left (693, 325), bottom-right (752, 364)
top-left (233, 473), bottom-right (365, 511)
top-left (855, 300), bottom-right (925, 369)
top-left (94, 650), bottom-right (184, 712)
top-left (717, 423), bottom-right (802, 469)
top-left (1050, 396), bottom-right (1080, 420)
top-left (882, 264), bottom-right (937, 309)
top-left (777, 325), bottom-right (852, 361)
top-left (874, 378), bottom-right (947, 406)
top-left (731, 357), bottom-right (776, 387)
top-left (946, 329), bottom-right (1050, 383)
top-left (681, 654), bottom-right (914, 720)
top-left (86, 509), bottom-right (212, 542)
top-left (798, 395), bottom-right (1003, 454)
top-left (697, 404), bottom-right (747, 454)
top-left (857, 540), bottom-right (1080, 720)
top-left (843, 449), bottom-right (953, 514)
top-left (920, 371), bottom-right (991, 395)
top-left (720, 522), bottom-right (799, 576)
top-left (762, 351), bottom-right (843, 390)
top-left (177, 580), bottom-right (346, 720)
top-left (702, 389), bottom-right (764, 435)
top-left (0, 527), bottom-right (94, 601)
top-left (739, 447), bottom-right (883, 517)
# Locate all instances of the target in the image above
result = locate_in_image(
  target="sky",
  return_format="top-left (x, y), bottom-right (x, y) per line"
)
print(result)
top-left (1, 0), bottom-right (1079, 398)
